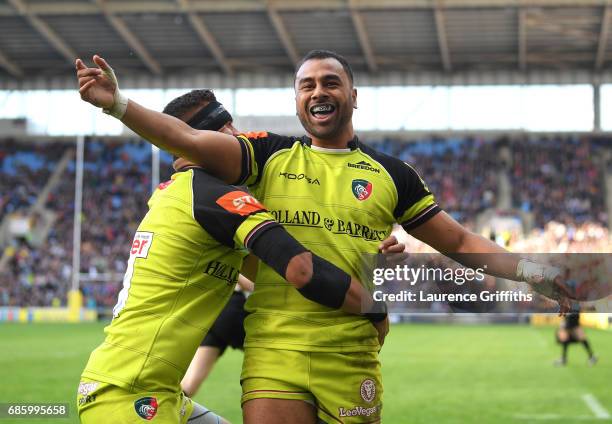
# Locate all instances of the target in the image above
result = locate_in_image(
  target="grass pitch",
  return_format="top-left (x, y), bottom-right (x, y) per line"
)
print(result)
top-left (0, 323), bottom-right (609, 423)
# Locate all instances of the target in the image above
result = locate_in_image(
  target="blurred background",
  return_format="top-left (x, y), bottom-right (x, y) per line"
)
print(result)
top-left (0, 1), bottom-right (610, 423)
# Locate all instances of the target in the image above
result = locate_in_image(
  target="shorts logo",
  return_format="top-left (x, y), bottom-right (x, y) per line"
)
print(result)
top-left (360, 379), bottom-right (376, 403)
top-left (134, 397), bottom-right (158, 421)
top-left (338, 405), bottom-right (380, 418)
top-left (352, 179), bottom-right (373, 201)
top-left (77, 381), bottom-right (99, 396)
top-left (216, 191), bottom-right (265, 216)
top-left (78, 394), bottom-right (97, 406)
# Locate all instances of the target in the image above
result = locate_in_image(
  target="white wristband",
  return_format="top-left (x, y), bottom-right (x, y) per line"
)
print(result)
top-left (100, 61), bottom-right (128, 119)
top-left (517, 259), bottom-right (561, 284)
top-left (103, 89), bottom-right (128, 119)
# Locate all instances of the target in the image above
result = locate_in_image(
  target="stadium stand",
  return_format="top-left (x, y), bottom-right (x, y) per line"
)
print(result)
top-left (510, 136), bottom-right (608, 229)
top-left (369, 137), bottom-right (499, 228)
top-left (0, 139), bottom-right (151, 310)
top-left (1, 136), bottom-right (610, 311)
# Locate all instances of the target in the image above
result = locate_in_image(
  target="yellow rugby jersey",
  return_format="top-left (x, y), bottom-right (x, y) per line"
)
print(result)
top-left (82, 168), bottom-right (277, 392)
top-left (236, 133), bottom-right (440, 352)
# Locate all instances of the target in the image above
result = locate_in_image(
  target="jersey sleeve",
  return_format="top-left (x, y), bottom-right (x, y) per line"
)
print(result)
top-left (394, 162), bottom-right (441, 232)
top-left (359, 144), bottom-right (441, 232)
top-left (192, 169), bottom-right (278, 249)
top-left (235, 132), bottom-right (297, 186)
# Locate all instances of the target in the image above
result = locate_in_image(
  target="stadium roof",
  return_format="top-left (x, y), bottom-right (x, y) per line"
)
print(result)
top-left (3, 0), bottom-right (612, 88)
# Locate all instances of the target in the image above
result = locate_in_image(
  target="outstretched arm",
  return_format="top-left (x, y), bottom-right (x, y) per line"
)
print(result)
top-left (410, 211), bottom-right (518, 277)
top-left (76, 55), bottom-right (242, 183)
top-left (409, 211), bottom-right (571, 313)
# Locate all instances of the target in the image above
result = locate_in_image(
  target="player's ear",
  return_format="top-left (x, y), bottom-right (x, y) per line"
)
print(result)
top-left (352, 88), bottom-right (357, 109)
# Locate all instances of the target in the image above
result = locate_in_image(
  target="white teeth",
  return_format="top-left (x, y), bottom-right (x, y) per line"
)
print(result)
top-left (310, 104), bottom-right (334, 114)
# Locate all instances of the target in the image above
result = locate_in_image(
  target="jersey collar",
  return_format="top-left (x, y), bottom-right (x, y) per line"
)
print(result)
top-left (175, 165), bottom-right (202, 173)
top-left (300, 135), bottom-right (360, 151)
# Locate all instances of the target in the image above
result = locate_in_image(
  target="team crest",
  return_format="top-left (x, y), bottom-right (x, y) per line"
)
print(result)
top-left (134, 397), bottom-right (158, 420)
top-left (352, 179), bottom-right (373, 201)
top-left (360, 379), bottom-right (376, 403)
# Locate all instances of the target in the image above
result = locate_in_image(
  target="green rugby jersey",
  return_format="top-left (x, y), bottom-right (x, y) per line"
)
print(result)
top-left (236, 133), bottom-right (440, 352)
top-left (82, 168), bottom-right (277, 392)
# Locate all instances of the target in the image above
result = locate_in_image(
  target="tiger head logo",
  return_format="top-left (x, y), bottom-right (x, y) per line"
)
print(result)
top-left (360, 379), bottom-right (376, 403)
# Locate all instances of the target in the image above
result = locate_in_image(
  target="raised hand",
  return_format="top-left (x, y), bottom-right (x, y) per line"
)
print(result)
top-left (75, 55), bottom-right (117, 109)
top-left (530, 274), bottom-right (574, 316)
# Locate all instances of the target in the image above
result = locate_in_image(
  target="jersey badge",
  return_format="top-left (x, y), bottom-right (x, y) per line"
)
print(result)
top-left (352, 179), bottom-right (373, 201)
top-left (216, 191), bottom-right (266, 216)
top-left (243, 131), bottom-right (268, 139)
top-left (156, 179), bottom-right (174, 190)
top-left (134, 397), bottom-right (158, 420)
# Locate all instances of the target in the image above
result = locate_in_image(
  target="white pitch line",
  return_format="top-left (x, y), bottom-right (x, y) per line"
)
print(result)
top-left (582, 393), bottom-right (611, 420)
top-left (514, 413), bottom-right (598, 421)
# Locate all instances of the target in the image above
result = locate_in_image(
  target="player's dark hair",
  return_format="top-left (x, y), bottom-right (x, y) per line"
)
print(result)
top-left (162, 89), bottom-right (217, 119)
top-left (296, 49), bottom-right (354, 85)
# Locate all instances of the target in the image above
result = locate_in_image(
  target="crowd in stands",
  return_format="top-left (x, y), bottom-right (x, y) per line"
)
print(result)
top-left (510, 137), bottom-right (608, 229)
top-left (1, 139), bottom-right (152, 309)
top-left (399, 220), bottom-right (612, 254)
top-left (0, 139), bottom-right (63, 215)
top-left (0, 135), bottom-right (610, 310)
top-left (369, 137), bottom-right (498, 228)
top-left (511, 221), bottom-right (612, 253)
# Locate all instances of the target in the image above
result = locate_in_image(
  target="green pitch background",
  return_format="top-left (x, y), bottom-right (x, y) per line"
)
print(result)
top-left (0, 323), bottom-right (609, 423)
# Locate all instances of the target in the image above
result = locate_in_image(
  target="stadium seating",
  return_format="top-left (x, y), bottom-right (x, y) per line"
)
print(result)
top-left (1, 136), bottom-right (610, 310)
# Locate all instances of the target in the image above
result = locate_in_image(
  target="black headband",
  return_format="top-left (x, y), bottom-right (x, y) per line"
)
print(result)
top-left (186, 101), bottom-right (233, 131)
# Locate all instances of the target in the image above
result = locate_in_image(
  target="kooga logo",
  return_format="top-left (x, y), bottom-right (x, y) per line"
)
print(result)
top-left (278, 171), bottom-right (321, 185)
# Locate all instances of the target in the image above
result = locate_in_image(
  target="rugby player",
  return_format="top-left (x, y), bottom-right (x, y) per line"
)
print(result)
top-left (75, 83), bottom-right (387, 424)
top-left (76, 52), bottom-right (570, 424)
top-left (170, 92), bottom-right (251, 400)
top-left (554, 311), bottom-right (598, 366)
top-left (171, 95), bottom-right (402, 399)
